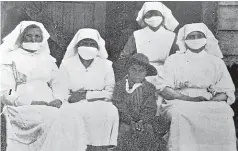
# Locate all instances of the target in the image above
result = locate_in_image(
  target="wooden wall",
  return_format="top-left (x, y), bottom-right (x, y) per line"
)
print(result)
top-left (105, 1), bottom-right (203, 61)
top-left (216, 1), bottom-right (238, 66)
top-left (1, 1), bottom-right (106, 65)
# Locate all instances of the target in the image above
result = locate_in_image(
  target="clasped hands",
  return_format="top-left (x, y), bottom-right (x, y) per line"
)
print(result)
top-left (189, 96), bottom-right (209, 102)
top-left (68, 89), bottom-right (107, 103)
top-left (31, 99), bottom-right (62, 108)
top-left (68, 89), bottom-right (87, 103)
top-left (130, 120), bottom-right (144, 132)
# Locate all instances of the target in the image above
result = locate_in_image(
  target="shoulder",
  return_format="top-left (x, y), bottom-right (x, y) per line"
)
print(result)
top-left (95, 57), bottom-right (113, 67)
top-left (6, 48), bottom-right (23, 61)
top-left (41, 53), bottom-right (57, 63)
top-left (166, 52), bottom-right (184, 63)
top-left (133, 27), bottom-right (148, 37)
top-left (205, 53), bottom-right (226, 67)
top-left (163, 27), bottom-right (176, 36)
top-left (61, 56), bottom-right (78, 66)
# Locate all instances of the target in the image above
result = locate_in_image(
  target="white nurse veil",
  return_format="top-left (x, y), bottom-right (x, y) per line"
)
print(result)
top-left (62, 28), bottom-right (108, 61)
top-left (136, 2), bottom-right (179, 31)
top-left (176, 23), bottom-right (223, 58)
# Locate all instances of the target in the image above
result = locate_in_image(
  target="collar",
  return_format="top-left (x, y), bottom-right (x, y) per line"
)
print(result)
top-left (125, 78), bottom-right (143, 94)
top-left (144, 26), bottom-right (167, 34)
top-left (17, 48), bottom-right (41, 56)
top-left (186, 49), bottom-right (207, 58)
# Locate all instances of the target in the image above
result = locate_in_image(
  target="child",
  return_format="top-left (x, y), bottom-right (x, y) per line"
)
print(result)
top-left (113, 53), bottom-right (157, 151)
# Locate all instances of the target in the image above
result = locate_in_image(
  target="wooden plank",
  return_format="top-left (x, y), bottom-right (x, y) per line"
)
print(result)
top-left (202, 2), bottom-right (218, 34)
top-left (62, 2), bottom-right (74, 36)
top-left (83, 3), bottom-right (94, 28)
top-left (51, 2), bottom-right (64, 32)
top-left (73, 3), bottom-right (89, 33)
top-left (94, 2), bottom-right (106, 36)
top-left (218, 5), bottom-right (238, 30)
top-left (218, 1), bottom-right (238, 6)
top-left (217, 31), bottom-right (238, 55)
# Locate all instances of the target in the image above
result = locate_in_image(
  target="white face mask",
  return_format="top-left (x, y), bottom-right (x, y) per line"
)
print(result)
top-left (22, 42), bottom-right (42, 52)
top-left (185, 38), bottom-right (207, 50)
top-left (77, 46), bottom-right (98, 60)
top-left (144, 16), bottom-right (163, 28)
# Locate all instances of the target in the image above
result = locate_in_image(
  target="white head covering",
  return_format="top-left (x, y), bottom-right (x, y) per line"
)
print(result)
top-left (176, 23), bottom-right (223, 58)
top-left (62, 28), bottom-right (108, 60)
top-left (136, 2), bottom-right (179, 31)
top-left (0, 21), bottom-right (50, 55)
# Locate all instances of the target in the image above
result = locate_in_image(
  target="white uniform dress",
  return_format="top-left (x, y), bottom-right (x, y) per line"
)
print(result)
top-left (59, 56), bottom-right (119, 146)
top-left (134, 26), bottom-right (175, 83)
top-left (0, 48), bottom-right (68, 151)
top-left (156, 50), bottom-right (237, 151)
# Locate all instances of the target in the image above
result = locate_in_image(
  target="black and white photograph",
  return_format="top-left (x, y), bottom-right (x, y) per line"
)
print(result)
top-left (1, 1), bottom-right (238, 151)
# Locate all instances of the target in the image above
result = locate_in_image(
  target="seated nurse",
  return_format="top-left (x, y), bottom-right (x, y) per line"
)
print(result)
top-left (0, 21), bottom-right (67, 151)
top-left (59, 28), bottom-right (119, 151)
top-left (155, 23), bottom-right (237, 151)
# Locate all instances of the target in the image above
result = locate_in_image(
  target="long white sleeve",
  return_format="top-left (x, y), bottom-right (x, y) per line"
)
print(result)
top-left (48, 62), bottom-right (69, 102)
top-left (0, 64), bottom-right (19, 104)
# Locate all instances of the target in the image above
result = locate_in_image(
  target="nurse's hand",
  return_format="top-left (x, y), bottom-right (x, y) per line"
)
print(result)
top-left (48, 99), bottom-right (62, 108)
top-left (136, 120), bottom-right (144, 132)
top-left (190, 96), bottom-right (208, 102)
top-left (31, 101), bottom-right (49, 106)
top-left (68, 91), bottom-right (87, 103)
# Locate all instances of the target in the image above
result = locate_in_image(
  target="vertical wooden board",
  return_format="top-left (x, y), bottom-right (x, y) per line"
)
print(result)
top-left (51, 2), bottom-right (64, 32)
top-left (62, 2), bottom-right (74, 36)
top-left (218, 1), bottom-right (238, 6)
top-left (201, 2), bottom-right (218, 34)
top-left (217, 31), bottom-right (238, 55)
top-left (73, 3), bottom-right (87, 34)
top-left (94, 2), bottom-right (106, 36)
top-left (83, 3), bottom-right (94, 28)
top-left (218, 6), bottom-right (238, 30)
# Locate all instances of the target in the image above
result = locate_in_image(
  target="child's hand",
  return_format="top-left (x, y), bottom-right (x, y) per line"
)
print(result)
top-left (130, 121), bottom-right (137, 131)
top-left (136, 120), bottom-right (144, 132)
top-left (31, 101), bottom-right (49, 106)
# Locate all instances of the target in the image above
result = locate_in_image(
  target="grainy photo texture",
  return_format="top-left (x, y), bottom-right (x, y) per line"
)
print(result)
top-left (1, 1), bottom-right (238, 151)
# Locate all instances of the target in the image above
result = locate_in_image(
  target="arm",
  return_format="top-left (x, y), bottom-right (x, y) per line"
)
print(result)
top-left (211, 60), bottom-right (235, 104)
top-left (155, 56), bottom-right (206, 102)
top-left (210, 93), bottom-right (228, 102)
top-left (0, 64), bottom-right (19, 105)
top-left (86, 62), bottom-right (115, 101)
top-left (112, 82), bottom-right (133, 125)
top-left (159, 87), bottom-right (193, 101)
top-left (48, 62), bottom-right (69, 103)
